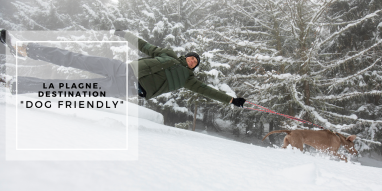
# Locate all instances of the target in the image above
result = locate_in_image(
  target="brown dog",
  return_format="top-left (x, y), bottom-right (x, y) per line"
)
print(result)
top-left (262, 129), bottom-right (358, 162)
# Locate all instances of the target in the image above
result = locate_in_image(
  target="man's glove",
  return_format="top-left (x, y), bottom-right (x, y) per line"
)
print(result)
top-left (114, 29), bottom-right (126, 38)
top-left (231, 98), bottom-right (246, 108)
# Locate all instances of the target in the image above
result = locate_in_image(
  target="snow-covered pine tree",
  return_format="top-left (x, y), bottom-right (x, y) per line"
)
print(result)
top-left (314, 0), bottom-right (382, 153)
top-left (202, 0), bottom-right (382, 151)
top-left (197, 0), bottom-right (290, 135)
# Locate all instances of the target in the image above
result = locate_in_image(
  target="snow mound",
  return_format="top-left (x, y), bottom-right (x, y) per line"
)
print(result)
top-left (1, 88), bottom-right (382, 191)
top-left (277, 163), bottom-right (317, 184)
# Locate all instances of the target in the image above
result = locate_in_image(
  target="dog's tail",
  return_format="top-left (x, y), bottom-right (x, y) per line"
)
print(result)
top-left (262, 130), bottom-right (292, 141)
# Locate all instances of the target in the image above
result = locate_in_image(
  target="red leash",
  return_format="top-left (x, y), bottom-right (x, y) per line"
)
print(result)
top-left (244, 101), bottom-right (325, 129)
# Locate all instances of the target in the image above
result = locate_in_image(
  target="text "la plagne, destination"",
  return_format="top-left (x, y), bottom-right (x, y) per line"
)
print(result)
top-left (21, 83), bottom-right (123, 109)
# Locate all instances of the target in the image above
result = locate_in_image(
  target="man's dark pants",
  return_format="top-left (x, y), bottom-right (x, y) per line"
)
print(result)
top-left (15, 43), bottom-right (138, 98)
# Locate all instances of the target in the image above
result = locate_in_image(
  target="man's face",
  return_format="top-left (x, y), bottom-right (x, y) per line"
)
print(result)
top-left (186, 56), bottom-right (198, 69)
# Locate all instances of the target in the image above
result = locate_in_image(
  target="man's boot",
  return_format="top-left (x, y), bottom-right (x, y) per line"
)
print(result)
top-left (0, 29), bottom-right (27, 58)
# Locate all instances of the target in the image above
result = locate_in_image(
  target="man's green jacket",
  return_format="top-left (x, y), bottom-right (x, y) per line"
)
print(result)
top-left (123, 32), bottom-right (232, 104)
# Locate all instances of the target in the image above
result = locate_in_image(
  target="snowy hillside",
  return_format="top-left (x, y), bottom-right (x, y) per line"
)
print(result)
top-left (1, 89), bottom-right (382, 191)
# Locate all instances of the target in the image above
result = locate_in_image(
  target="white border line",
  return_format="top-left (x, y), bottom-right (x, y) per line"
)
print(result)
top-left (16, 43), bottom-right (18, 150)
top-left (15, 40), bottom-right (130, 151)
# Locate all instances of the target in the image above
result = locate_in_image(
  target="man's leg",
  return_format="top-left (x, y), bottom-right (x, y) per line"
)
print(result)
top-left (26, 43), bottom-right (126, 78)
top-left (23, 43), bottom-right (128, 98)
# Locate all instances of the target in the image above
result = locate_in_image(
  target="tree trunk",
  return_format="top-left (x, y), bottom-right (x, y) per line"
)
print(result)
top-left (304, 80), bottom-right (311, 123)
top-left (245, 120), bottom-right (253, 137)
top-left (375, 95), bottom-right (380, 105)
top-left (269, 120), bottom-right (275, 143)
top-left (285, 94), bottom-right (294, 117)
top-left (163, 110), bottom-right (169, 125)
top-left (304, 80), bottom-right (310, 106)
top-left (192, 102), bottom-right (198, 131)
top-left (257, 121), bottom-right (264, 139)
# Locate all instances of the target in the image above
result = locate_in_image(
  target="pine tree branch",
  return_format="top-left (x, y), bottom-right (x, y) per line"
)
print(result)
top-left (226, 3), bottom-right (274, 31)
top-left (319, 110), bottom-right (359, 122)
top-left (186, 0), bottom-right (211, 18)
top-left (316, 9), bottom-right (382, 49)
top-left (209, 32), bottom-right (277, 53)
top-left (327, 58), bottom-right (381, 91)
top-left (0, 18), bottom-right (24, 30)
top-left (312, 40), bottom-right (382, 75)
top-left (215, 52), bottom-right (288, 65)
top-left (189, 7), bottom-right (230, 27)
top-left (11, 1), bottom-right (49, 30)
top-left (313, 90), bottom-right (382, 101)
top-left (340, 131), bottom-right (381, 145)
top-left (329, 6), bottom-right (358, 21)
top-left (142, 0), bottom-right (154, 13)
top-left (319, 101), bottom-right (344, 110)
top-left (319, 110), bottom-right (382, 127)
top-left (290, 82), bottom-right (336, 128)
top-left (236, 31), bottom-right (273, 37)
top-left (302, 0), bottom-right (335, 43)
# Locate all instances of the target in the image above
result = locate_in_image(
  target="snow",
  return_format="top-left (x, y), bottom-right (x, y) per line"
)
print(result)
top-left (349, 114), bottom-right (358, 120)
top-left (163, 98), bottom-right (188, 113)
top-left (210, 61), bottom-right (230, 68)
top-left (203, 51), bottom-right (214, 59)
top-left (2, 0), bottom-right (381, 178)
top-left (142, 10), bottom-right (155, 20)
top-left (204, 69), bottom-right (237, 98)
top-left (277, 162), bottom-right (317, 184)
top-left (153, 21), bottom-right (165, 34)
top-left (214, 118), bottom-right (232, 131)
top-left (217, 83), bottom-right (236, 98)
top-left (1, 90), bottom-right (382, 190)
top-left (172, 23), bottom-right (184, 30)
top-left (205, 69), bottom-right (220, 80)
top-left (274, 73), bottom-right (293, 80)
top-left (202, 50), bottom-right (231, 68)
top-left (164, 34), bottom-right (175, 41)
top-left (82, 5), bottom-right (98, 19)
top-left (170, 46), bottom-right (185, 52)
top-left (254, 53), bottom-right (271, 61)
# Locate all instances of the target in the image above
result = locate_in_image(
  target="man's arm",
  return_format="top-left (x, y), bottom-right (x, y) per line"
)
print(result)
top-left (184, 77), bottom-right (233, 104)
top-left (185, 77), bottom-right (246, 107)
top-left (114, 30), bottom-right (177, 58)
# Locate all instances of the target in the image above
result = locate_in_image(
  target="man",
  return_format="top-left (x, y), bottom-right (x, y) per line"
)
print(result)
top-left (114, 29), bottom-right (246, 107)
top-left (0, 29), bottom-right (246, 107)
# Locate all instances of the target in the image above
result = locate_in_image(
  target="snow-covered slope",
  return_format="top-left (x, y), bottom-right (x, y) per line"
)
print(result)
top-left (1, 90), bottom-right (382, 191)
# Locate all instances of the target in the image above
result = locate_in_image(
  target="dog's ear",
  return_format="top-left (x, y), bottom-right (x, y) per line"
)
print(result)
top-left (346, 135), bottom-right (356, 142)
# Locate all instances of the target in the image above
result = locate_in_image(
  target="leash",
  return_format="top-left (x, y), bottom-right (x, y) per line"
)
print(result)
top-left (243, 101), bottom-right (325, 130)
